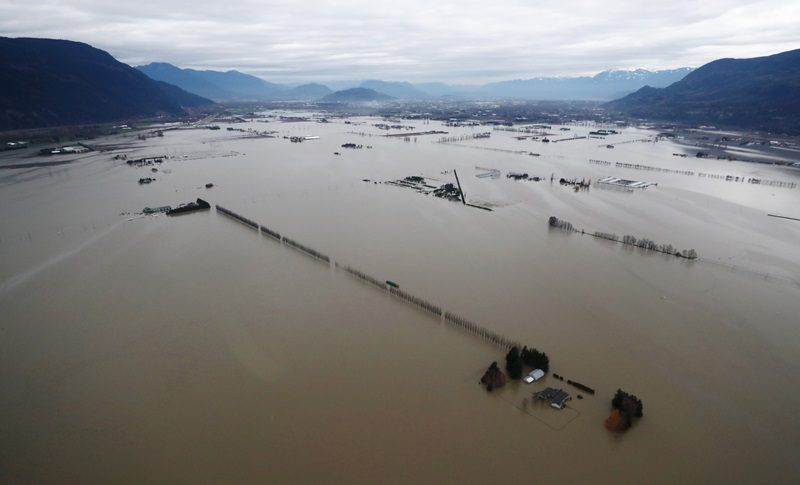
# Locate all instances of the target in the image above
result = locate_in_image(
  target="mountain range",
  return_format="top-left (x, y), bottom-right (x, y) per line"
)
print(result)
top-left (136, 62), bottom-right (331, 102)
top-left (0, 37), bottom-right (212, 131)
top-left (3, 36), bottom-right (799, 134)
top-left (136, 62), bottom-right (693, 102)
top-left (479, 69), bottom-right (693, 100)
top-left (605, 49), bottom-right (800, 133)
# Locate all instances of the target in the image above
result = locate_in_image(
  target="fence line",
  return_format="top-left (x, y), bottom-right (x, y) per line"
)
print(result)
top-left (445, 312), bottom-right (521, 349)
top-left (588, 160), bottom-right (796, 189)
top-left (389, 287), bottom-right (443, 317)
top-left (215, 205), bottom-right (522, 350)
top-left (283, 236), bottom-right (330, 263)
top-left (216, 205), bottom-right (258, 230)
top-left (338, 263), bottom-right (388, 290)
top-left (260, 225), bottom-right (281, 241)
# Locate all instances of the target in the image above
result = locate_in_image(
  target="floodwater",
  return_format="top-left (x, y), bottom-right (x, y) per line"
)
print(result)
top-left (1, 115), bottom-right (799, 483)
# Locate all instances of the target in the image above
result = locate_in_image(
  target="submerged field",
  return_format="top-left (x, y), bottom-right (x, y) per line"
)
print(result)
top-left (1, 115), bottom-right (799, 483)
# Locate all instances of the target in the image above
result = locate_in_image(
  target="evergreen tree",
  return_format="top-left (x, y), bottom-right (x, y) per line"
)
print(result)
top-left (505, 346), bottom-right (523, 379)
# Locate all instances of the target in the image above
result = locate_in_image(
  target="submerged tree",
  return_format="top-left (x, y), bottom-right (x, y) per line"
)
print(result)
top-left (480, 361), bottom-right (507, 391)
top-left (548, 216), bottom-right (574, 231)
top-left (505, 347), bottom-right (523, 379)
top-left (606, 389), bottom-right (644, 432)
top-left (520, 346), bottom-right (550, 372)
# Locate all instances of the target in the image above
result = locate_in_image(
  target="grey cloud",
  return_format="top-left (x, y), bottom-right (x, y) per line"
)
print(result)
top-left (1, 0), bottom-right (798, 83)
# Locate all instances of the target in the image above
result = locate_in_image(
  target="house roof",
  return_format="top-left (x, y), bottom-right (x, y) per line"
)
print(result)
top-left (534, 387), bottom-right (571, 407)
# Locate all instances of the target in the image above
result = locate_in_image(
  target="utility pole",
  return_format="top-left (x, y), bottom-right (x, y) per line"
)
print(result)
top-left (453, 169), bottom-right (466, 205)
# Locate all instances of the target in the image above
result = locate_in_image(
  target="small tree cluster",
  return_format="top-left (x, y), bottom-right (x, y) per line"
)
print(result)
top-left (480, 361), bottom-right (507, 391)
top-left (548, 216), bottom-right (574, 231)
top-left (520, 346), bottom-right (550, 372)
top-left (505, 347), bottom-right (523, 379)
top-left (606, 389), bottom-right (644, 432)
top-left (636, 237), bottom-right (658, 250)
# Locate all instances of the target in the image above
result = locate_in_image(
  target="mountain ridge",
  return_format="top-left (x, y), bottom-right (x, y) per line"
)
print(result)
top-left (136, 62), bottom-right (286, 101)
top-left (137, 61), bottom-right (693, 101)
top-left (605, 49), bottom-right (800, 133)
top-left (477, 68), bottom-right (693, 100)
top-left (0, 37), bottom-right (212, 131)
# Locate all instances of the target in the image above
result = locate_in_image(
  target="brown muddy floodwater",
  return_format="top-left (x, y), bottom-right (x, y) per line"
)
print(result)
top-left (1, 115), bottom-right (800, 483)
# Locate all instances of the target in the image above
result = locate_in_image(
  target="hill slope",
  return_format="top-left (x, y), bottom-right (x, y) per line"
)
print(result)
top-left (135, 62), bottom-right (232, 100)
top-left (360, 80), bottom-right (429, 99)
top-left (282, 83), bottom-right (332, 100)
top-left (606, 49), bottom-right (800, 133)
top-left (0, 37), bottom-right (212, 131)
top-left (137, 62), bottom-right (288, 101)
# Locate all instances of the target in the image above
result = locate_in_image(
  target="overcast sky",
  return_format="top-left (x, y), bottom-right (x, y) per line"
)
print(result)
top-left (2, 0), bottom-right (798, 83)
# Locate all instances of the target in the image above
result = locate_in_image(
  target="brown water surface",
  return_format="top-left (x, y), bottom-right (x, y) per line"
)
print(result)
top-left (1, 117), bottom-right (799, 483)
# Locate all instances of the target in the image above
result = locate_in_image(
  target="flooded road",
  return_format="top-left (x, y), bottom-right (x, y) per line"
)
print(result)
top-left (1, 116), bottom-right (799, 483)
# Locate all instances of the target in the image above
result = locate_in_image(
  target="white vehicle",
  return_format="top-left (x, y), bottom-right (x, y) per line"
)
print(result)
top-left (523, 369), bottom-right (545, 384)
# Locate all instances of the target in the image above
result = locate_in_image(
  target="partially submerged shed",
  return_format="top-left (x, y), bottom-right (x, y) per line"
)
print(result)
top-left (534, 387), bottom-right (572, 409)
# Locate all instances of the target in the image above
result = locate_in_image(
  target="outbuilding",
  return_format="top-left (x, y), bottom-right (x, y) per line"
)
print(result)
top-left (523, 369), bottom-right (545, 383)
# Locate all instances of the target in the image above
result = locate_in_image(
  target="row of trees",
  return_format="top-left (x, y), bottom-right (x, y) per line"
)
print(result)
top-left (619, 235), bottom-right (697, 259)
top-left (548, 216), bottom-right (574, 231)
top-left (590, 232), bottom-right (698, 259)
top-left (550, 216), bottom-right (699, 259)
